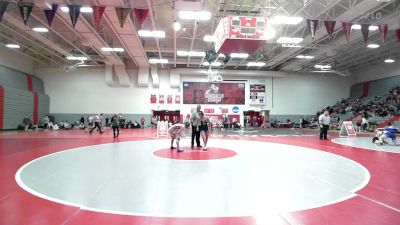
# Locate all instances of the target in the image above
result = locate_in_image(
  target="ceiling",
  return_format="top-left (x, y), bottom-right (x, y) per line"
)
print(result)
top-left (0, 0), bottom-right (399, 75)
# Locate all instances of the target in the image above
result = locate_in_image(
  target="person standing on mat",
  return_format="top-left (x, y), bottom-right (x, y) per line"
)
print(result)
top-left (90, 114), bottom-right (103, 134)
top-left (190, 104), bottom-right (202, 148)
top-left (319, 110), bottom-right (331, 140)
top-left (199, 111), bottom-right (210, 150)
top-left (111, 113), bottom-right (120, 138)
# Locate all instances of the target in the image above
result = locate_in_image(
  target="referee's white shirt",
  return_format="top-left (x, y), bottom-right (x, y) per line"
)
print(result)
top-left (319, 114), bottom-right (331, 125)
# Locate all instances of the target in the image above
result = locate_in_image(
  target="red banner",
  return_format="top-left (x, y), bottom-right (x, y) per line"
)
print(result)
top-left (175, 95), bottom-right (180, 104)
top-left (396, 29), bottom-right (400, 42)
top-left (324, 21), bottom-right (336, 38)
top-left (150, 94), bottom-right (157, 104)
top-left (134, 8), bottom-right (149, 29)
top-left (44, 4), bottom-right (58, 27)
top-left (221, 108), bottom-right (228, 113)
top-left (115, 7), bottom-right (130, 28)
top-left (167, 95), bottom-right (172, 104)
top-left (342, 22), bottom-right (352, 43)
top-left (306, 19), bottom-right (319, 38)
top-left (92, 6), bottom-right (105, 28)
top-left (361, 24), bottom-right (370, 43)
top-left (159, 94), bottom-right (164, 104)
top-left (378, 25), bottom-right (388, 42)
top-left (183, 82), bottom-right (245, 105)
top-left (204, 108), bottom-right (215, 113)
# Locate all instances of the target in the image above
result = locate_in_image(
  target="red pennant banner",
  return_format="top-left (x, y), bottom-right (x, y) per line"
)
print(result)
top-left (134, 8), bottom-right (149, 29)
top-left (396, 29), bottom-right (400, 42)
top-left (115, 7), bottom-right (130, 28)
top-left (324, 21), bottom-right (336, 38)
top-left (68, 5), bottom-right (81, 28)
top-left (18, 2), bottom-right (34, 26)
top-left (0, 1), bottom-right (9, 23)
top-left (378, 25), bottom-right (388, 42)
top-left (92, 5), bottom-right (105, 28)
top-left (342, 22), bottom-right (352, 43)
top-left (306, 19), bottom-right (319, 38)
top-left (43, 4), bottom-right (58, 27)
top-left (361, 24), bottom-right (370, 43)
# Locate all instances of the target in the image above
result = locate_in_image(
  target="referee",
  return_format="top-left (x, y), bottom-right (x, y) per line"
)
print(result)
top-left (319, 110), bottom-right (331, 140)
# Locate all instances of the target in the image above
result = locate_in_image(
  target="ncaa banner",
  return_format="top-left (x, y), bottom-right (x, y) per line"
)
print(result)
top-left (249, 80), bottom-right (266, 105)
top-left (183, 82), bottom-right (245, 105)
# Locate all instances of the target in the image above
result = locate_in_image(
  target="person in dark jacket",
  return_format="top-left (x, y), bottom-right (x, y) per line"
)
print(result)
top-left (110, 113), bottom-right (120, 138)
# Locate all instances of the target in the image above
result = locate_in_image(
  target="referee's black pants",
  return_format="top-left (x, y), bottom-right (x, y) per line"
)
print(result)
top-left (90, 122), bottom-right (103, 134)
top-left (320, 124), bottom-right (329, 139)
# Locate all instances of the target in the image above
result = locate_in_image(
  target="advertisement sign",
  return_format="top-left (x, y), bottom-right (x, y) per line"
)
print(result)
top-left (183, 82), bottom-right (245, 105)
top-left (249, 80), bottom-right (266, 105)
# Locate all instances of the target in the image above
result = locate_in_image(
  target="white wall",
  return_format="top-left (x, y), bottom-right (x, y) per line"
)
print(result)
top-left (270, 74), bottom-right (353, 115)
top-left (0, 45), bottom-right (35, 74)
top-left (34, 67), bottom-right (353, 117)
top-left (353, 60), bottom-right (400, 83)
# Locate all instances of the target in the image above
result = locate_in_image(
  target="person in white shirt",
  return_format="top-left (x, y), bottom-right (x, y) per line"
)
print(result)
top-left (319, 110), bottom-right (331, 140)
top-left (89, 114), bottom-right (103, 134)
top-left (361, 117), bottom-right (368, 132)
top-left (169, 123), bottom-right (185, 152)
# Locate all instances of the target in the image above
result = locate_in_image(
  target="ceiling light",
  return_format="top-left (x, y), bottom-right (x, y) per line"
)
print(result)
top-left (149, 58), bottom-right (168, 64)
top-left (179, 11), bottom-right (211, 21)
top-left (270, 16), bottom-right (303, 25)
top-left (177, 50), bottom-right (206, 57)
top-left (351, 24), bottom-right (361, 29)
top-left (66, 56), bottom-right (88, 61)
top-left (202, 62), bottom-right (210, 66)
top-left (80, 6), bottom-right (93, 13)
top-left (218, 53), bottom-right (225, 58)
top-left (6, 44), bottom-right (20, 48)
top-left (282, 43), bottom-right (302, 48)
top-left (101, 47), bottom-right (113, 52)
top-left (113, 48), bottom-right (124, 52)
top-left (138, 30), bottom-right (165, 38)
top-left (296, 55), bottom-right (314, 59)
top-left (368, 25), bottom-right (378, 31)
top-left (367, 44), bottom-right (380, 48)
top-left (384, 59), bottom-right (395, 63)
top-left (264, 27), bottom-right (276, 40)
top-left (277, 37), bottom-right (303, 44)
top-left (314, 64), bottom-right (331, 69)
top-left (247, 62), bottom-right (265, 67)
top-left (32, 27), bottom-right (49, 32)
top-left (203, 35), bottom-right (216, 42)
top-left (60, 6), bottom-right (69, 12)
top-left (173, 21), bottom-right (181, 31)
top-left (230, 53), bottom-right (249, 58)
top-left (211, 62), bottom-right (222, 66)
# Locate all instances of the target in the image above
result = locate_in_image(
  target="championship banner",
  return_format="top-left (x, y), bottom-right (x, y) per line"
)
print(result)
top-left (396, 29), bottom-right (400, 42)
top-left (68, 5), bottom-right (81, 28)
top-left (0, 1), bottom-right (10, 23)
top-left (18, 2), bottom-right (34, 26)
top-left (167, 95), bottom-right (172, 104)
top-left (92, 6), bottom-right (106, 28)
top-left (150, 94), bottom-right (157, 104)
top-left (134, 8), bottom-right (149, 29)
top-left (183, 82), bottom-right (245, 105)
top-left (175, 95), bottom-right (180, 104)
top-left (159, 94), bottom-right (165, 104)
top-left (44, 4), bottom-right (58, 27)
top-left (249, 80), bottom-right (266, 105)
top-left (306, 19), bottom-right (319, 38)
top-left (361, 24), bottom-right (370, 43)
top-left (342, 22), bottom-right (352, 43)
top-left (378, 25), bottom-right (388, 42)
top-left (324, 20), bottom-right (336, 38)
top-left (115, 7), bottom-right (130, 28)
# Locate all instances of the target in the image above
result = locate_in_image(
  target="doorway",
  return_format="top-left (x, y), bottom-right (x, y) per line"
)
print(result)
top-left (153, 110), bottom-right (180, 123)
